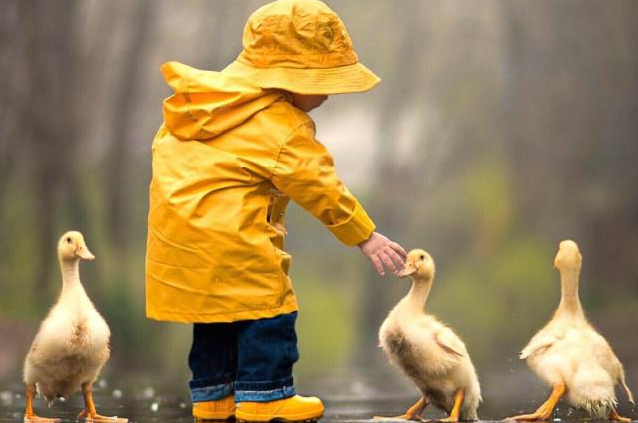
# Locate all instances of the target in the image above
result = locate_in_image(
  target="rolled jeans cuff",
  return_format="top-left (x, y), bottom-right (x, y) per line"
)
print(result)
top-left (235, 377), bottom-right (296, 402)
top-left (190, 375), bottom-right (235, 402)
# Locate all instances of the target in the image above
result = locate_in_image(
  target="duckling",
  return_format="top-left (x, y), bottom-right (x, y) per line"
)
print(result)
top-left (507, 240), bottom-right (634, 422)
top-left (23, 231), bottom-right (125, 423)
top-left (376, 249), bottom-right (481, 422)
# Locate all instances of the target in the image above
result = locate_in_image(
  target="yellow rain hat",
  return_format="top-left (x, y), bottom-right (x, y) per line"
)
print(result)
top-left (223, 0), bottom-right (381, 95)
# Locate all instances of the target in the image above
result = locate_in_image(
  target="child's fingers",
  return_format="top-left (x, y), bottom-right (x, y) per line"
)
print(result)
top-left (389, 242), bottom-right (407, 258)
top-left (386, 248), bottom-right (405, 269)
top-left (370, 254), bottom-right (385, 276)
top-left (380, 252), bottom-right (398, 275)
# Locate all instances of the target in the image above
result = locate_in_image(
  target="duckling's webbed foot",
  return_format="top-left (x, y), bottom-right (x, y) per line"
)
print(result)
top-left (506, 383), bottom-right (566, 421)
top-left (80, 383), bottom-right (128, 423)
top-left (609, 408), bottom-right (631, 423)
top-left (505, 412), bottom-right (549, 422)
top-left (436, 389), bottom-right (465, 423)
top-left (85, 416), bottom-right (128, 423)
top-left (373, 397), bottom-right (429, 421)
top-left (437, 416), bottom-right (461, 422)
top-left (78, 410), bottom-right (128, 423)
top-left (23, 384), bottom-right (61, 423)
top-left (24, 416), bottom-right (62, 423)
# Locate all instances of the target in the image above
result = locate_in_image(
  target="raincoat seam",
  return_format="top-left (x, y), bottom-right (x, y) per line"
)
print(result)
top-left (269, 144), bottom-right (286, 180)
top-left (269, 120), bottom-right (315, 179)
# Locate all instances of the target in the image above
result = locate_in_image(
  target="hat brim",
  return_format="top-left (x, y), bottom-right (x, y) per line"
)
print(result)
top-left (223, 60), bottom-right (381, 95)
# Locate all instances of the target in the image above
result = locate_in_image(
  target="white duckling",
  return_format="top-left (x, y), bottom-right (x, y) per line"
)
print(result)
top-left (508, 240), bottom-right (634, 422)
top-left (23, 231), bottom-right (125, 423)
top-left (377, 249), bottom-right (481, 422)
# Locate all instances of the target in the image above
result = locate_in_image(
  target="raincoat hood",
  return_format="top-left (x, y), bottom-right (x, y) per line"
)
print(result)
top-left (161, 61), bottom-right (288, 141)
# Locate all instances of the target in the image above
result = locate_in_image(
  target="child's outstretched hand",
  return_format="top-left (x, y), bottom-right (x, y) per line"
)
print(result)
top-left (358, 232), bottom-right (407, 276)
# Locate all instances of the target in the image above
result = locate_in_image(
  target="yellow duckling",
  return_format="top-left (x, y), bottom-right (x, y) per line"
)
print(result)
top-left (23, 231), bottom-right (126, 423)
top-left (376, 249), bottom-right (481, 422)
top-left (508, 240), bottom-right (634, 422)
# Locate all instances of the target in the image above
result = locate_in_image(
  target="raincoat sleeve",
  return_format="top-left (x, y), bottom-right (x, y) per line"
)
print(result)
top-left (270, 121), bottom-right (376, 246)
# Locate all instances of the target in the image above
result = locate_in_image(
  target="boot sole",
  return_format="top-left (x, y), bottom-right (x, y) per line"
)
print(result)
top-left (194, 414), bottom-right (235, 421)
top-left (236, 419), bottom-right (321, 423)
top-left (236, 413), bottom-right (323, 423)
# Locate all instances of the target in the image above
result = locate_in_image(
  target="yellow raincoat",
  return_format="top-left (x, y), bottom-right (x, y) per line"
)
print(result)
top-left (146, 62), bottom-right (376, 323)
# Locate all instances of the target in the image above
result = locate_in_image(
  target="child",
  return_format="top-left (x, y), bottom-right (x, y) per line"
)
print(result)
top-left (145, 0), bottom-right (406, 421)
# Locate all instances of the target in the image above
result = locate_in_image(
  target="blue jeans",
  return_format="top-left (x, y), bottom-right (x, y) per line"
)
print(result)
top-left (188, 312), bottom-right (299, 403)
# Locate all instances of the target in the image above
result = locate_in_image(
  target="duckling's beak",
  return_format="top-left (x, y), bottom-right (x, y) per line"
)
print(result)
top-left (398, 263), bottom-right (417, 278)
top-left (75, 245), bottom-right (95, 260)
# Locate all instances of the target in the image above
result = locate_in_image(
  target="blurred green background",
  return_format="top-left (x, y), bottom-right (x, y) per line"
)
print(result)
top-left (1, 0), bottom-right (637, 417)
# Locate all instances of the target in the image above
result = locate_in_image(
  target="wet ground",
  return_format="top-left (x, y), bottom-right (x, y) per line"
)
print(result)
top-left (0, 387), bottom-right (485, 423)
top-left (0, 394), bottom-right (540, 423)
top-left (1, 378), bottom-right (636, 423)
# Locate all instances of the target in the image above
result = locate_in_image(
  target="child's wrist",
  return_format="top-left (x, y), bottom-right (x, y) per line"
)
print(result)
top-left (357, 231), bottom-right (376, 248)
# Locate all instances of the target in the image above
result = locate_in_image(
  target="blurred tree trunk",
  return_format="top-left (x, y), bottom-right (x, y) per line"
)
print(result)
top-left (0, 5), bottom-right (19, 216)
top-left (106, 0), bottom-right (154, 255)
top-left (502, 0), bottom-right (638, 294)
top-left (25, 0), bottom-right (81, 309)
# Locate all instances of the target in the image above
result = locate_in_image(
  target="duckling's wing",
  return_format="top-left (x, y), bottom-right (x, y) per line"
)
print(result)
top-left (520, 328), bottom-right (564, 359)
top-left (435, 328), bottom-right (465, 358)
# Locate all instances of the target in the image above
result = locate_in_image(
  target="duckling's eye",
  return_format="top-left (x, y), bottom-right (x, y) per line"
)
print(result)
top-left (419, 254), bottom-right (425, 260)
top-left (66, 237), bottom-right (72, 244)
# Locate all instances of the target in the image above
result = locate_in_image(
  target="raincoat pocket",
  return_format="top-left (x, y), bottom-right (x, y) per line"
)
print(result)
top-left (266, 188), bottom-right (293, 306)
top-left (267, 189), bottom-right (290, 240)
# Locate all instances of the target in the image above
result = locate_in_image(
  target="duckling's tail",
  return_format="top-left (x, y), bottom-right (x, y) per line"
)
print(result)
top-left (620, 372), bottom-right (635, 405)
top-left (570, 366), bottom-right (617, 419)
top-left (582, 398), bottom-right (617, 420)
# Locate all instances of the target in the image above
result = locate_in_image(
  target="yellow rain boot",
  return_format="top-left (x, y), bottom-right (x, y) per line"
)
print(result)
top-left (235, 395), bottom-right (324, 422)
top-left (193, 394), bottom-right (235, 421)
